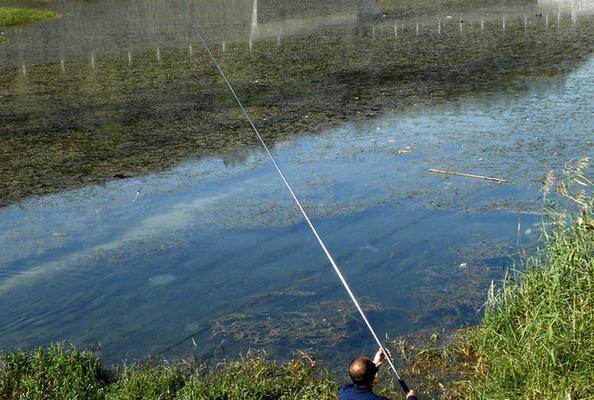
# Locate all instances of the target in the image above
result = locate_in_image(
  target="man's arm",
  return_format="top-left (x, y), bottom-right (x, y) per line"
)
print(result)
top-left (372, 347), bottom-right (390, 368)
top-left (406, 389), bottom-right (417, 400)
top-left (372, 348), bottom-right (418, 400)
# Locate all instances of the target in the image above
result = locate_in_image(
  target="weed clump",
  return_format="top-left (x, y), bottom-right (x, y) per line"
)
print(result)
top-left (177, 355), bottom-right (337, 399)
top-left (105, 362), bottom-right (186, 400)
top-left (0, 343), bottom-right (108, 400)
top-left (0, 348), bottom-right (338, 400)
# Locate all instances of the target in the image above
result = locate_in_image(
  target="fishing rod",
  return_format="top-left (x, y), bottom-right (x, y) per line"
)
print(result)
top-left (180, 2), bottom-right (410, 395)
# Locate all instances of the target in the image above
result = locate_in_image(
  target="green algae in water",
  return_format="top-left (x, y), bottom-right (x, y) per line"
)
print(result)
top-left (208, 300), bottom-right (387, 347)
top-left (0, 0), bottom-right (593, 206)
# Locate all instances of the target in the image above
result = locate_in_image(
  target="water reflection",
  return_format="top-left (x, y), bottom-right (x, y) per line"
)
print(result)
top-left (538, 0), bottom-right (594, 24)
top-left (0, 0), bottom-right (592, 67)
top-left (249, 0), bottom-right (358, 43)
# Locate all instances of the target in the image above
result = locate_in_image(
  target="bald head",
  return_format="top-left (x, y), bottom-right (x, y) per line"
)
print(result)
top-left (349, 357), bottom-right (378, 387)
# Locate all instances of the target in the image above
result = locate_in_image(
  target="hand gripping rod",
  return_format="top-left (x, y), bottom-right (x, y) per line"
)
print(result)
top-left (181, 2), bottom-right (410, 395)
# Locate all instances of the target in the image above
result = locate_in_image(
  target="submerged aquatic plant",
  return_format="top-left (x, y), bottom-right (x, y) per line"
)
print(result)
top-left (209, 300), bottom-right (386, 347)
top-left (1, 1), bottom-right (593, 206)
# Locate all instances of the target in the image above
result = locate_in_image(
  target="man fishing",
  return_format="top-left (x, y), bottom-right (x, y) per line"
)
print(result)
top-left (339, 348), bottom-right (418, 400)
top-left (183, 8), bottom-right (418, 400)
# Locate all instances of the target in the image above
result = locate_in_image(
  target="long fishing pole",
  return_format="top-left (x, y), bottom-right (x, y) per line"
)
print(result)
top-left (180, 2), bottom-right (410, 395)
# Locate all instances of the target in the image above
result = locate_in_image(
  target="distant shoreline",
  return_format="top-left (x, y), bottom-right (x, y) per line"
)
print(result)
top-left (0, 7), bottom-right (59, 45)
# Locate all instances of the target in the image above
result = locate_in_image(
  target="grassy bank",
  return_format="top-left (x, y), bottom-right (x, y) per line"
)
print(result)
top-left (0, 7), bottom-right (58, 44)
top-left (0, 7), bottom-right (57, 28)
top-left (0, 345), bottom-right (339, 400)
top-left (460, 162), bottom-right (594, 399)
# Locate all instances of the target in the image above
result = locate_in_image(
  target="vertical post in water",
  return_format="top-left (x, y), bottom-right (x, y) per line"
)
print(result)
top-left (416, 22), bottom-right (419, 35)
top-left (502, 16), bottom-right (506, 30)
top-left (156, 48), bottom-right (161, 61)
top-left (249, 0), bottom-right (257, 51)
top-left (481, 17), bottom-right (484, 32)
top-left (394, 23), bottom-right (398, 38)
top-left (91, 52), bottom-right (96, 69)
top-left (437, 21), bottom-right (441, 34)
top-left (60, 60), bottom-right (65, 73)
top-left (128, 50), bottom-right (133, 67)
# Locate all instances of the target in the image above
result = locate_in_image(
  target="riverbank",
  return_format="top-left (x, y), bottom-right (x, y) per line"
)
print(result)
top-left (379, 0), bottom-right (524, 17)
top-left (0, 7), bottom-right (58, 44)
top-left (2, 165), bottom-right (592, 399)
top-left (0, 346), bottom-right (339, 400)
top-left (459, 161), bottom-right (594, 399)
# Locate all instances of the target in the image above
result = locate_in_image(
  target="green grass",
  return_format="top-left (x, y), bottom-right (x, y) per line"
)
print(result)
top-left (0, 348), bottom-right (340, 400)
top-left (462, 162), bottom-right (594, 399)
top-left (0, 343), bottom-right (108, 400)
top-left (0, 7), bottom-right (57, 28)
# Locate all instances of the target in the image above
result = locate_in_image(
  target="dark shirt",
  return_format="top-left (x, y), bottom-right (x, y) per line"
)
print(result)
top-left (338, 383), bottom-right (417, 400)
top-left (338, 384), bottom-right (388, 400)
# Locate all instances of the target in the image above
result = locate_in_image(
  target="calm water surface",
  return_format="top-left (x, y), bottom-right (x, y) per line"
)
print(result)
top-left (0, 0), bottom-right (593, 369)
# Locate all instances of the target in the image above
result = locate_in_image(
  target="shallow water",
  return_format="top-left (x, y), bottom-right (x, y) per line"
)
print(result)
top-left (0, 0), bottom-right (593, 370)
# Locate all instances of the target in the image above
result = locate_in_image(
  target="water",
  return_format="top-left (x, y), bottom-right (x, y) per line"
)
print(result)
top-left (0, 0), bottom-right (593, 369)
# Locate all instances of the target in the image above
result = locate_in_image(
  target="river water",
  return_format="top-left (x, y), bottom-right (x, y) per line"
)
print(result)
top-left (0, 0), bottom-right (593, 368)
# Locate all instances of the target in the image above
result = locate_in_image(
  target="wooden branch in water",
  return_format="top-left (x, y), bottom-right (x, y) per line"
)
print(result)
top-left (428, 168), bottom-right (509, 184)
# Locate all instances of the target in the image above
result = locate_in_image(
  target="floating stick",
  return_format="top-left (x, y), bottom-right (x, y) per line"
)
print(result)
top-left (429, 168), bottom-right (508, 184)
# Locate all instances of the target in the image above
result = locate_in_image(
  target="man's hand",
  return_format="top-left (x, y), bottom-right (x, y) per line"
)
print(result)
top-left (406, 389), bottom-right (418, 399)
top-left (372, 347), bottom-right (391, 368)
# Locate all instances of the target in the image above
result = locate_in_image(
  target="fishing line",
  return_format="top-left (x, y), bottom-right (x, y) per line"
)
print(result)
top-left (180, 2), bottom-right (410, 394)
